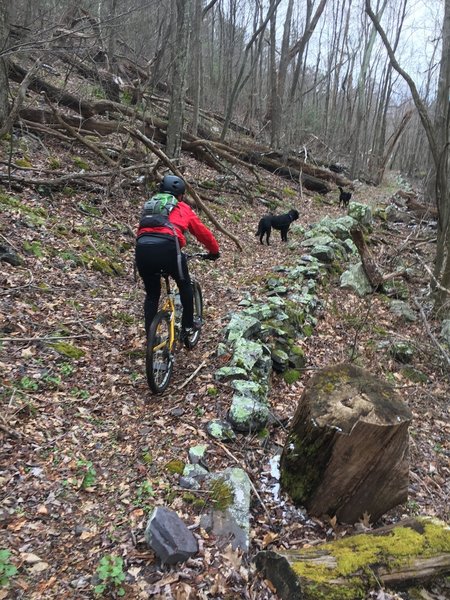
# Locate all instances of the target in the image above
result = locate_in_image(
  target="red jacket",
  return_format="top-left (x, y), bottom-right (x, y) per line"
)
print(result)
top-left (137, 200), bottom-right (219, 254)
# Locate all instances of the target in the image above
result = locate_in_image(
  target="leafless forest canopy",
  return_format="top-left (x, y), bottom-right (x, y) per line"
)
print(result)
top-left (4, 0), bottom-right (443, 182)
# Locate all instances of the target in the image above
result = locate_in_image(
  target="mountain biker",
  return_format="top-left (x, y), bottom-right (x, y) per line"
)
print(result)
top-left (135, 175), bottom-right (220, 338)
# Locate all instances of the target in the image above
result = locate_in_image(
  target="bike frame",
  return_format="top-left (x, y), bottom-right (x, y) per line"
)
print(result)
top-left (154, 274), bottom-right (176, 352)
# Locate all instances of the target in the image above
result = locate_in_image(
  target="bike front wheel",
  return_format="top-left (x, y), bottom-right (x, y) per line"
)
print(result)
top-left (146, 310), bottom-right (174, 393)
top-left (184, 280), bottom-right (203, 350)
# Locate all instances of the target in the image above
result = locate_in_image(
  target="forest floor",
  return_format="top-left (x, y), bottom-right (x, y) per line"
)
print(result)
top-left (0, 143), bottom-right (449, 600)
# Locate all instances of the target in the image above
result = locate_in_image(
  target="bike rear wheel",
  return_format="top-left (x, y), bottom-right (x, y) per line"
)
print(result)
top-left (146, 311), bottom-right (174, 393)
top-left (184, 280), bottom-right (203, 349)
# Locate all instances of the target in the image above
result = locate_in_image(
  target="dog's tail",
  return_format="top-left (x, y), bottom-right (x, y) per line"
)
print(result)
top-left (255, 221), bottom-right (262, 236)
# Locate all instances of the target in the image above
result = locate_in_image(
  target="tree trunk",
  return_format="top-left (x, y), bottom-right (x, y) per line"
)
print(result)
top-left (0, 0), bottom-right (11, 128)
top-left (432, 0), bottom-right (450, 315)
top-left (255, 517), bottom-right (450, 600)
top-left (280, 363), bottom-right (412, 523)
top-left (190, 0), bottom-right (202, 136)
top-left (166, 0), bottom-right (190, 159)
top-left (366, 0), bottom-right (450, 316)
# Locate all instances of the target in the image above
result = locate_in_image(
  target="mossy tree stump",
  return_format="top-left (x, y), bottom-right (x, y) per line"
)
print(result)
top-left (255, 517), bottom-right (450, 600)
top-left (280, 363), bottom-right (413, 523)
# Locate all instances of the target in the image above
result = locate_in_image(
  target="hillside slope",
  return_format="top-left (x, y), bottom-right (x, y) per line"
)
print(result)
top-left (1, 133), bottom-right (449, 599)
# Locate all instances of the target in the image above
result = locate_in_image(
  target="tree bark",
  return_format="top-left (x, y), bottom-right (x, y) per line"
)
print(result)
top-left (0, 0), bottom-right (11, 128)
top-left (280, 363), bottom-right (412, 523)
top-left (365, 0), bottom-right (450, 315)
top-left (166, 0), bottom-right (190, 159)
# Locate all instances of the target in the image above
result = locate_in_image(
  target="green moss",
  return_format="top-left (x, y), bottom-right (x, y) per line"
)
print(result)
top-left (401, 366), bottom-right (428, 384)
top-left (113, 312), bottom-right (134, 325)
top-left (23, 240), bottom-right (44, 257)
top-left (72, 156), bottom-right (90, 171)
top-left (16, 157), bottom-right (32, 168)
top-left (62, 186), bottom-right (75, 197)
top-left (282, 187), bottom-right (297, 197)
top-left (48, 342), bottom-right (85, 359)
top-left (290, 519), bottom-right (450, 598)
top-left (78, 201), bottom-right (100, 216)
top-left (48, 157), bottom-right (61, 169)
top-left (209, 477), bottom-right (234, 511)
top-left (165, 459), bottom-right (185, 475)
top-left (283, 369), bottom-right (301, 384)
top-left (0, 193), bottom-right (47, 224)
top-left (89, 257), bottom-right (124, 276)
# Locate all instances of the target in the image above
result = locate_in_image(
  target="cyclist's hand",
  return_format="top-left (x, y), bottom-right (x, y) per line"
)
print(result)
top-left (206, 252), bottom-right (220, 261)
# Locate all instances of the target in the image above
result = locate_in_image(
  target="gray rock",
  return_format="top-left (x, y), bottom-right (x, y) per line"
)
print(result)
top-left (310, 244), bottom-right (335, 263)
top-left (200, 468), bottom-right (251, 551)
top-left (188, 445), bottom-right (208, 465)
top-left (206, 419), bottom-right (236, 441)
top-left (389, 300), bottom-right (417, 322)
top-left (390, 341), bottom-right (414, 363)
top-left (340, 263), bottom-right (372, 296)
top-left (348, 201), bottom-right (373, 226)
top-left (301, 234), bottom-right (335, 248)
top-left (183, 463), bottom-right (209, 482)
top-left (214, 366), bottom-right (248, 381)
top-left (145, 506), bottom-right (198, 564)
top-left (179, 476), bottom-right (200, 490)
top-left (228, 395), bottom-right (269, 433)
top-left (231, 379), bottom-right (267, 401)
top-left (0, 244), bottom-right (22, 266)
top-left (231, 338), bottom-right (266, 371)
top-left (224, 314), bottom-right (261, 343)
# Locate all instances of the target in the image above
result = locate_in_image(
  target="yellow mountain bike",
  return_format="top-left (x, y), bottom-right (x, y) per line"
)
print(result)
top-left (146, 254), bottom-right (207, 394)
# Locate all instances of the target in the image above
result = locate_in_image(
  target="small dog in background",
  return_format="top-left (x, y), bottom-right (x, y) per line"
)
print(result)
top-left (256, 209), bottom-right (299, 245)
top-left (338, 186), bottom-right (352, 208)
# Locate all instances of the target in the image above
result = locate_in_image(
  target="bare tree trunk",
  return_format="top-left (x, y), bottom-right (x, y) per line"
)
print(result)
top-left (270, 0), bottom-right (294, 148)
top-left (220, 0), bottom-right (280, 143)
top-left (366, 0), bottom-right (450, 316)
top-left (190, 0), bottom-right (202, 136)
top-left (0, 0), bottom-right (10, 128)
top-left (350, 0), bottom-right (388, 179)
top-left (433, 0), bottom-right (450, 313)
top-left (166, 0), bottom-right (190, 159)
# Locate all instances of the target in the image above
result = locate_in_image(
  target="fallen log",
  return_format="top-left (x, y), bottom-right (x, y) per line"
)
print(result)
top-left (9, 62), bottom-right (96, 118)
top-left (242, 151), bottom-right (331, 193)
top-left (255, 517), bottom-right (450, 600)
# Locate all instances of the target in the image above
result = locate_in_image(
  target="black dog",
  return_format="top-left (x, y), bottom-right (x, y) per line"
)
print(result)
top-left (256, 209), bottom-right (299, 245)
top-left (338, 186), bottom-right (352, 208)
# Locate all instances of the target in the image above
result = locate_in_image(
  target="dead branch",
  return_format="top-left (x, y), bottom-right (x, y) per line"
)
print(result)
top-left (412, 297), bottom-right (450, 368)
top-left (126, 127), bottom-right (243, 251)
top-left (350, 226), bottom-right (384, 289)
top-left (0, 60), bottom-right (42, 138)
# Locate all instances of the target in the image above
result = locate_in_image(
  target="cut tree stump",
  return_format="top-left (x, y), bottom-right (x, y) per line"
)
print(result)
top-left (280, 363), bottom-right (413, 523)
top-left (255, 517), bottom-right (450, 600)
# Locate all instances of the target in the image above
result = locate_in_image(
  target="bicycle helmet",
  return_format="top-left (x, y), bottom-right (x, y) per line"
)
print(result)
top-left (160, 175), bottom-right (186, 196)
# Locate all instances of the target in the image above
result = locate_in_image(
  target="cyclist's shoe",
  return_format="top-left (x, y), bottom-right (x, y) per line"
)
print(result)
top-left (181, 319), bottom-right (202, 340)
